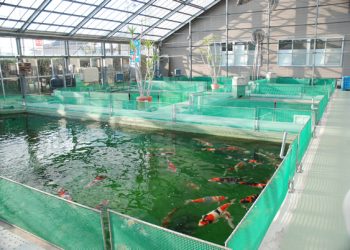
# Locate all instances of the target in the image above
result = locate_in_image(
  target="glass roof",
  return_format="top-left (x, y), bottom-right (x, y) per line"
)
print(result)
top-left (0, 0), bottom-right (220, 41)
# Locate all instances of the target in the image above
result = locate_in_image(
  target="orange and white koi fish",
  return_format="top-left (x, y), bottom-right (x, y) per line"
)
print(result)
top-left (219, 145), bottom-right (240, 151)
top-left (167, 159), bottom-right (177, 173)
top-left (185, 196), bottom-right (228, 205)
top-left (240, 194), bottom-right (258, 204)
top-left (248, 159), bottom-right (261, 164)
top-left (225, 161), bottom-right (246, 174)
top-left (186, 182), bottom-right (200, 190)
top-left (208, 177), bottom-right (242, 184)
top-left (57, 188), bottom-right (72, 201)
top-left (161, 207), bottom-right (178, 228)
top-left (198, 199), bottom-right (236, 229)
top-left (238, 181), bottom-right (266, 189)
top-left (201, 147), bottom-right (216, 152)
top-left (193, 138), bottom-right (213, 147)
top-left (84, 175), bottom-right (107, 189)
top-left (95, 199), bottom-right (109, 210)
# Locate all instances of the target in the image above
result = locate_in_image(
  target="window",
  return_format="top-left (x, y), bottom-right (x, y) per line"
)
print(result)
top-left (278, 37), bottom-right (343, 66)
top-left (21, 38), bottom-right (66, 56)
top-left (220, 41), bottom-right (256, 66)
top-left (0, 37), bottom-right (17, 56)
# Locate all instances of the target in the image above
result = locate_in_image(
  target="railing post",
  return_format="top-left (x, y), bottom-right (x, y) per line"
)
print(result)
top-left (172, 104), bottom-right (176, 122)
top-left (296, 135), bottom-right (303, 173)
top-left (254, 107), bottom-right (259, 131)
top-left (109, 92), bottom-right (112, 116)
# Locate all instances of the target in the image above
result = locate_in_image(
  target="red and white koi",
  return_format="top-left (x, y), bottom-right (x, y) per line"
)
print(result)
top-left (225, 161), bottom-right (246, 174)
top-left (198, 199), bottom-right (236, 229)
top-left (57, 188), bottom-right (72, 201)
top-left (84, 175), bottom-right (107, 189)
top-left (186, 182), bottom-right (200, 190)
top-left (193, 138), bottom-right (213, 147)
top-left (219, 145), bottom-right (240, 151)
top-left (238, 181), bottom-right (266, 189)
top-left (201, 147), bottom-right (216, 152)
top-left (208, 177), bottom-right (242, 184)
top-left (167, 159), bottom-right (177, 173)
top-left (240, 194), bottom-right (258, 204)
top-left (185, 196), bottom-right (228, 205)
top-left (161, 207), bottom-right (178, 228)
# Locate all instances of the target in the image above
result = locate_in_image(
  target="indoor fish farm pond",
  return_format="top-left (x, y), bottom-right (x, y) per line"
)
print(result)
top-left (0, 114), bottom-right (282, 245)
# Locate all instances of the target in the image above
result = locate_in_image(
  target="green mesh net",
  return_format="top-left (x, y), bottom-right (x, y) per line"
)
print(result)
top-left (109, 210), bottom-right (228, 250)
top-left (0, 177), bottom-right (105, 250)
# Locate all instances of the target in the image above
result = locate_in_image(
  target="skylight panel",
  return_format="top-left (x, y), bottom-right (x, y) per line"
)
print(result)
top-left (107, 0), bottom-right (144, 12)
top-left (141, 6), bottom-right (170, 18)
top-left (63, 2), bottom-right (93, 15)
top-left (130, 15), bottom-right (158, 27)
top-left (142, 35), bottom-right (160, 41)
top-left (34, 11), bottom-right (50, 23)
top-left (17, 0), bottom-right (44, 8)
top-left (96, 8), bottom-right (131, 22)
top-left (2, 20), bottom-right (23, 29)
top-left (180, 5), bottom-right (201, 15)
top-left (54, 1), bottom-right (73, 13)
top-left (112, 32), bottom-right (130, 38)
top-left (0, 5), bottom-right (14, 19)
top-left (7, 7), bottom-right (33, 21)
top-left (157, 20), bottom-right (181, 29)
top-left (53, 14), bottom-right (70, 25)
top-left (168, 12), bottom-right (191, 22)
top-left (76, 29), bottom-right (109, 36)
top-left (55, 26), bottom-right (73, 33)
top-left (83, 19), bottom-right (119, 30)
top-left (190, 0), bottom-right (216, 8)
top-left (146, 28), bottom-right (170, 37)
top-left (74, 0), bottom-right (104, 4)
top-left (61, 16), bottom-right (83, 27)
top-left (45, 0), bottom-right (61, 11)
top-left (153, 0), bottom-right (180, 10)
top-left (4, 0), bottom-right (21, 5)
top-left (35, 24), bottom-right (50, 31)
top-left (44, 13), bottom-right (60, 24)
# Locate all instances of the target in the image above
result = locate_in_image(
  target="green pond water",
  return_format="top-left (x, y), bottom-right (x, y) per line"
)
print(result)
top-left (0, 114), bottom-right (282, 245)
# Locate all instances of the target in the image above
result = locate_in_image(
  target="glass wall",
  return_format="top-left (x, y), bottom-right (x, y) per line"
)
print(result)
top-left (0, 36), bottom-right (151, 93)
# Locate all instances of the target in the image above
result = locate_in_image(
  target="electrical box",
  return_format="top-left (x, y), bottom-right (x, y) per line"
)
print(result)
top-left (232, 76), bottom-right (247, 98)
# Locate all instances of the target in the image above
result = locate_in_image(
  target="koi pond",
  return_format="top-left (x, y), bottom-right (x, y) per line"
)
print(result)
top-left (0, 114), bottom-right (282, 245)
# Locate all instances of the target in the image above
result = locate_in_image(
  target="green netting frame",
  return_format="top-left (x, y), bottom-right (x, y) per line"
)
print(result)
top-left (297, 118), bottom-right (312, 163)
top-left (225, 118), bottom-right (312, 249)
top-left (0, 176), bottom-right (105, 250)
top-left (108, 210), bottom-right (228, 250)
top-left (225, 138), bottom-right (297, 250)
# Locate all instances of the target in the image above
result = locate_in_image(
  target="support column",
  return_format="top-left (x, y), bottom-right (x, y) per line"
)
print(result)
top-left (226, 0), bottom-right (229, 77)
top-left (266, 0), bottom-right (271, 73)
top-left (188, 21), bottom-right (192, 80)
top-left (311, 0), bottom-right (320, 86)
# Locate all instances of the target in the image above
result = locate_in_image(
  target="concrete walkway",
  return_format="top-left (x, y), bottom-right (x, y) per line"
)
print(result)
top-left (260, 90), bottom-right (350, 250)
top-left (0, 221), bottom-right (59, 250)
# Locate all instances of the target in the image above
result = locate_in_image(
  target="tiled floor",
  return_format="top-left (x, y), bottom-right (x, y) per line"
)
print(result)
top-left (260, 90), bottom-right (350, 250)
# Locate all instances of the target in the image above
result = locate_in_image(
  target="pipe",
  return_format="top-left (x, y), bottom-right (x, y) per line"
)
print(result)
top-left (279, 131), bottom-right (288, 159)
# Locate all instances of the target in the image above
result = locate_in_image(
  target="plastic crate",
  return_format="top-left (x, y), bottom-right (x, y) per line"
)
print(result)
top-left (343, 76), bottom-right (350, 90)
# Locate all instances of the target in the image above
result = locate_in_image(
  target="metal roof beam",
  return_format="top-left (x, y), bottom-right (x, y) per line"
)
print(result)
top-left (19, 0), bottom-right (52, 32)
top-left (69, 0), bottom-right (111, 36)
top-left (104, 0), bottom-right (157, 39)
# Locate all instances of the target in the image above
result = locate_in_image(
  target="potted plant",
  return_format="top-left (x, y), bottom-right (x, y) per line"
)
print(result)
top-left (129, 26), bottom-right (158, 104)
top-left (199, 35), bottom-right (222, 90)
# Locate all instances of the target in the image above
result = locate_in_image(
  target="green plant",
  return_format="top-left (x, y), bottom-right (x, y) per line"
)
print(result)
top-left (128, 26), bottom-right (158, 99)
top-left (198, 35), bottom-right (222, 86)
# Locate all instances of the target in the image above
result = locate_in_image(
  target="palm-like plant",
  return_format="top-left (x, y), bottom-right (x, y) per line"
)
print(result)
top-left (128, 26), bottom-right (158, 100)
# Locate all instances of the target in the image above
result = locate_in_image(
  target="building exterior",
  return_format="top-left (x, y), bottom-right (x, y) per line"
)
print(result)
top-left (160, 0), bottom-right (350, 79)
